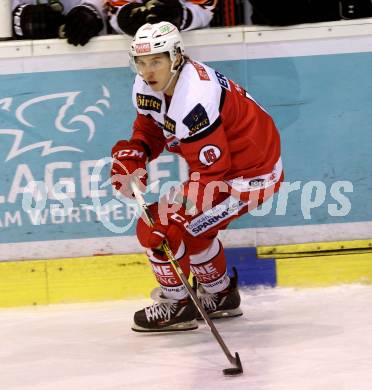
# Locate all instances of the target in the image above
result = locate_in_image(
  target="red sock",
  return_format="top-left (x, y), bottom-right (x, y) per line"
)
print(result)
top-left (190, 239), bottom-right (230, 293)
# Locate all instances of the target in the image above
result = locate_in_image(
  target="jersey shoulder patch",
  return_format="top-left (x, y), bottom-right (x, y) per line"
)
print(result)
top-left (182, 103), bottom-right (210, 136)
top-left (189, 60), bottom-right (210, 81)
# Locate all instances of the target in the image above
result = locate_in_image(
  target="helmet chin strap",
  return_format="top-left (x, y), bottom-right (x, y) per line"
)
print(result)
top-left (141, 73), bottom-right (177, 93)
top-left (160, 71), bottom-right (178, 93)
top-left (160, 56), bottom-right (184, 93)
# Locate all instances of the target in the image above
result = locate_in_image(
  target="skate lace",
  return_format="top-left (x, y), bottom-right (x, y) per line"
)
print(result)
top-left (198, 287), bottom-right (218, 311)
top-left (144, 288), bottom-right (178, 322)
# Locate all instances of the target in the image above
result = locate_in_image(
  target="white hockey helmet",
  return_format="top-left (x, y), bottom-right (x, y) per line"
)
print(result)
top-left (129, 22), bottom-right (185, 74)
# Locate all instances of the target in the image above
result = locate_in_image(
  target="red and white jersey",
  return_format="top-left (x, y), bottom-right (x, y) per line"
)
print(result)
top-left (131, 59), bottom-right (282, 192)
top-left (106, 0), bottom-right (216, 33)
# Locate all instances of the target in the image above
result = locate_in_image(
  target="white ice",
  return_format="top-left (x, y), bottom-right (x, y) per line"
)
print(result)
top-left (1, 285), bottom-right (372, 390)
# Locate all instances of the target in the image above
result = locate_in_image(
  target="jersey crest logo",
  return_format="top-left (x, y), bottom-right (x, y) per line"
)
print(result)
top-left (136, 93), bottom-right (162, 113)
top-left (215, 71), bottom-right (230, 91)
top-left (164, 115), bottom-right (176, 134)
top-left (183, 103), bottom-right (210, 136)
top-left (199, 145), bottom-right (221, 166)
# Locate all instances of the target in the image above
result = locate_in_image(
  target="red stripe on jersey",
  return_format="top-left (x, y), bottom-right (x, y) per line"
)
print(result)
top-left (188, 0), bottom-right (218, 7)
top-left (105, 0), bottom-right (130, 6)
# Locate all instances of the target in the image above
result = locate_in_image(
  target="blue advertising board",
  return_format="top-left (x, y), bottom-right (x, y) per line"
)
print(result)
top-left (0, 48), bottom-right (371, 251)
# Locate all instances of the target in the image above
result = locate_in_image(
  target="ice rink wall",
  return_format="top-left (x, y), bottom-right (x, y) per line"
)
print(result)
top-left (1, 20), bottom-right (372, 307)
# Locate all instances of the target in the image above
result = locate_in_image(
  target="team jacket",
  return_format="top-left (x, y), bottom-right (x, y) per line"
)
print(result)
top-left (106, 0), bottom-right (216, 33)
top-left (131, 59), bottom-right (282, 196)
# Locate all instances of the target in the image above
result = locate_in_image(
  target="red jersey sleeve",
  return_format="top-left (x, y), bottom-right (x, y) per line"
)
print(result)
top-left (131, 112), bottom-right (167, 161)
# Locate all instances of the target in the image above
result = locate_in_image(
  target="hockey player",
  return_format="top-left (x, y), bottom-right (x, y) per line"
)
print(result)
top-left (111, 22), bottom-right (283, 332)
top-left (12, 0), bottom-right (105, 45)
top-left (106, 0), bottom-right (217, 36)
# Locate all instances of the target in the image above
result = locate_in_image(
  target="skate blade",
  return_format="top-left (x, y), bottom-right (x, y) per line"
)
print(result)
top-left (131, 319), bottom-right (199, 333)
top-left (197, 307), bottom-right (243, 320)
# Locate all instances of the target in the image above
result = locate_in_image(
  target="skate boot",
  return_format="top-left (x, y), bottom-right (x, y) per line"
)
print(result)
top-left (131, 288), bottom-right (198, 332)
top-left (196, 267), bottom-right (243, 320)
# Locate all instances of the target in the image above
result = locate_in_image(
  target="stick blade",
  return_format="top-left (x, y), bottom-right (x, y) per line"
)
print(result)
top-left (222, 352), bottom-right (243, 376)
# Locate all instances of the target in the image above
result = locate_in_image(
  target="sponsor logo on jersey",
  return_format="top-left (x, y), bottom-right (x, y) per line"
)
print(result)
top-left (199, 145), bottom-right (221, 166)
top-left (183, 103), bottom-right (210, 135)
top-left (164, 115), bottom-right (176, 134)
top-left (187, 197), bottom-right (247, 236)
top-left (166, 138), bottom-right (180, 149)
top-left (136, 93), bottom-right (162, 112)
top-left (248, 178), bottom-right (266, 187)
top-left (135, 43), bottom-right (151, 54)
top-left (215, 71), bottom-right (231, 91)
top-left (248, 172), bottom-right (277, 188)
top-left (190, 60), bottom-right (210, 81)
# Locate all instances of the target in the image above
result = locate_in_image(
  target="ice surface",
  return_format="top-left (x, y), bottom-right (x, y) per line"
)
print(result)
top-left (1, 285), bottom-right (372, 390)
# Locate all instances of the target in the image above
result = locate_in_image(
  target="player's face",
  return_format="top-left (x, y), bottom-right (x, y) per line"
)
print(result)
top-left (135, 53), bottom-right (173, 92)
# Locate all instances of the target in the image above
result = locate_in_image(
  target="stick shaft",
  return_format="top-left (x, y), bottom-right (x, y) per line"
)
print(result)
top-left (131, 180), bottom-right (238, 366)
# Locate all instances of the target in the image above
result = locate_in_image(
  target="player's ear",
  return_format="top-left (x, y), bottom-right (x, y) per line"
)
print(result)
top-left (174, 53), bottom-right (182, 67)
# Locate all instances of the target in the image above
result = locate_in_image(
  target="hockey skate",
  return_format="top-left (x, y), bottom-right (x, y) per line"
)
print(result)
top-left (196, 267), bottom-right (243, 320)
top-left (131, 288), bottom-right (198, 332)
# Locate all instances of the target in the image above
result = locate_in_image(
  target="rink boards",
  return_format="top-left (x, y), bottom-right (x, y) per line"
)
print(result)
top-left (1, 21), bottom-right (372, 307)
top-left (1, 21), bottom-right (372, 258)
top-left (1, 240), bottom-right (372, 307)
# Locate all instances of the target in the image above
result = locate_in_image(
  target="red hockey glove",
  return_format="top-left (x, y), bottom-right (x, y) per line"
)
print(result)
top-left (111, 139), bottom-right (148, 198)
top-left (136, 204), bottom-right (184, 257)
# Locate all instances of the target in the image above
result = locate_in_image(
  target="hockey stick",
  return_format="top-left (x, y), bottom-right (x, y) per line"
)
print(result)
top-left (130, 179), bottom-right (243, 376)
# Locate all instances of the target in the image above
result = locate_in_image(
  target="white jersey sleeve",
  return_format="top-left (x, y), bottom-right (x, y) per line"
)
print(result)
top-left (183, 0), bottom-right (214, 30)
top-left (106, 0), bottom-right (140, 35)
top-left (77, 0), bottom-right (106, 18)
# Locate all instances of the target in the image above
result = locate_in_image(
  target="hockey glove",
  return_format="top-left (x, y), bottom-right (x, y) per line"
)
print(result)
top-left (13, 3), bottom-right (65, 39)
top-left (117, 0), bottom-right (187, 36)
top-left (111, 139), bottom-right (148, 198)
top-left (64, 4), bottom-right (103, 46)
top-left (144, 0), bottom-right (187, 29)
top-left (136, 203), bottom-right (184, 255)
top-left (116, 2), bottom-right (151, 36)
